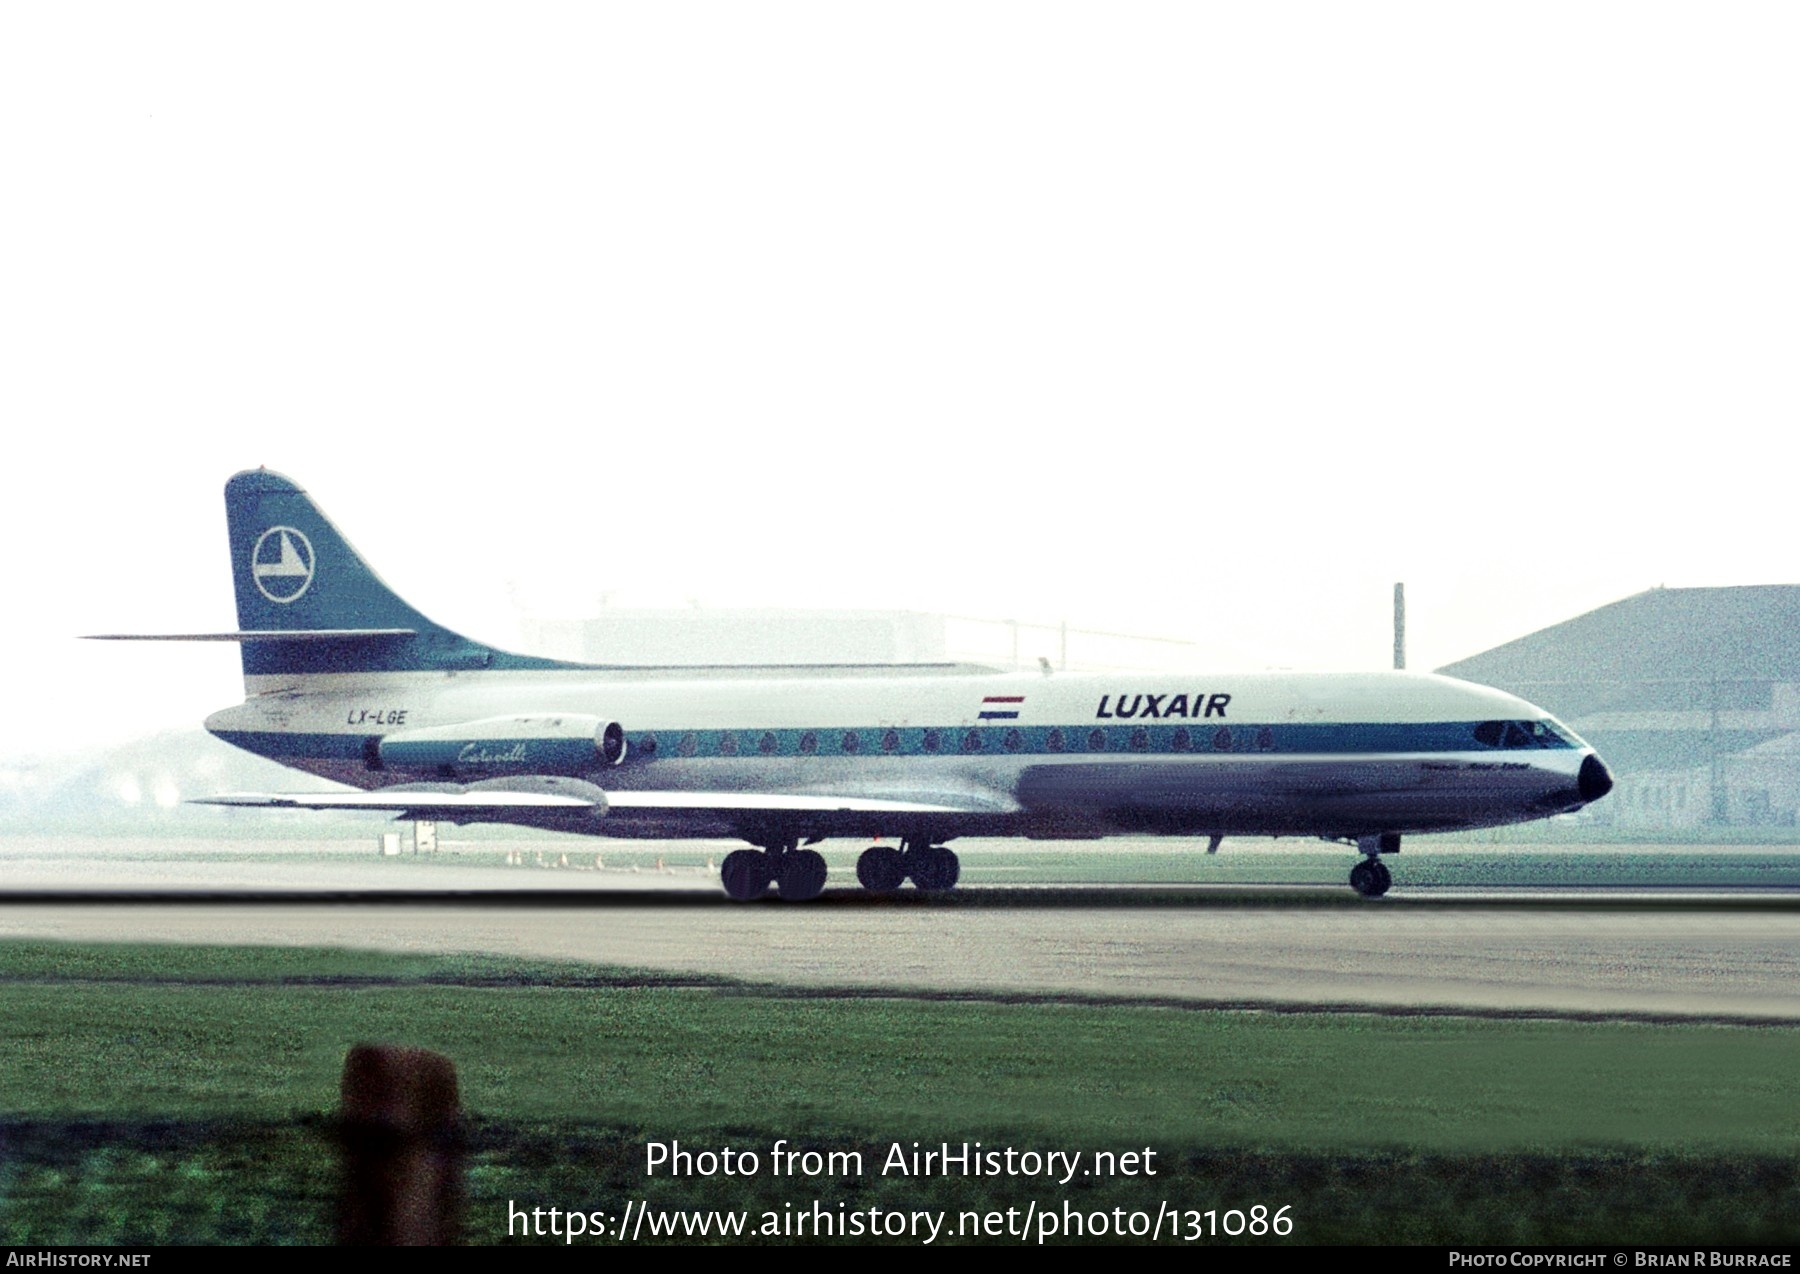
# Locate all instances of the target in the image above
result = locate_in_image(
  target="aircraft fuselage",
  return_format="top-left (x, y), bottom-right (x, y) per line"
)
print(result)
top-left (206, 666), bottom-right (1605, 844)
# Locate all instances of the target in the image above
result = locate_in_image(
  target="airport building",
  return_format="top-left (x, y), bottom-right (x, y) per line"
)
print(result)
top-left (1438, 586), bottom-right (1800, 830)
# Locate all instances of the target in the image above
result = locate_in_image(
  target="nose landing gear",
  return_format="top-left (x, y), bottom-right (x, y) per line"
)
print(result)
top-left (1349, 857), bottom-right (1392, 898)
top-left (1348, 833), bottom-right (1399, 898)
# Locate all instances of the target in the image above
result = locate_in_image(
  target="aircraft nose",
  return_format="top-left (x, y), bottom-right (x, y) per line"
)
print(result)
top-left (1578, 753), bottom-right (1614, 803)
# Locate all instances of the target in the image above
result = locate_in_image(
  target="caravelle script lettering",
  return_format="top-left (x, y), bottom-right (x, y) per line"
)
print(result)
top-left (457, 742), bottom-right (529, 764)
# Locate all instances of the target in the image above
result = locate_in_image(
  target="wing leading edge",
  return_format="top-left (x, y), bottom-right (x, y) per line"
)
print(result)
top-left (193, 783), bottom-right (1008, 818)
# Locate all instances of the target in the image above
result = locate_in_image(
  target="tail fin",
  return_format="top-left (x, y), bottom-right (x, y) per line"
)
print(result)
top-left (225, 469), bottom-right (572, 680)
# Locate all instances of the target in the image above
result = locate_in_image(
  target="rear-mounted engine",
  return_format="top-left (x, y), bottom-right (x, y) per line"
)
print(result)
top-left (375, 714), bottom-right (627, 774)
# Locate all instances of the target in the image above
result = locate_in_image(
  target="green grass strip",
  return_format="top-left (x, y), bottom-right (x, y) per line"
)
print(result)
top-left (0, 941), bottom-right (1795, 1152)
top-left (2, 941), bottom-right (1797, 1245)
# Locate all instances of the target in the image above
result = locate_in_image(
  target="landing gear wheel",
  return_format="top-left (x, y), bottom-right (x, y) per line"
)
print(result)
top-left (1349, 858), bottom-right (1392, 898)
top-left (909, 845), bottom-right (961, 892)
top-left (777, 849), bottom-right (828, 901)
top-left (721, 849), bottom-right (772, 901)
top-left (856, 845), bottom-right (905, 893)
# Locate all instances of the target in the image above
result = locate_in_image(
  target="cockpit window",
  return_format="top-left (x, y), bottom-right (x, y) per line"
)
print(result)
top-left (1475, 719), bottom-right (1577, 749)
top-left (1528, 719), bottom-right (1577, 747)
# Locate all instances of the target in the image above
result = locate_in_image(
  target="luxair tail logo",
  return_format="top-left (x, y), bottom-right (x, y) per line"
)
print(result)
top-left (251, 526), bottom-right (316, 603)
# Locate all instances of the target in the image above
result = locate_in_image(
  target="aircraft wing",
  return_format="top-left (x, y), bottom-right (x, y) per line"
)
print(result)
top-left (194, 784), bottom-right (1008, 817)
top-left (604, 791), bottom-right (1003, 814)
top-left (194, 790), bottom-right (601, 811)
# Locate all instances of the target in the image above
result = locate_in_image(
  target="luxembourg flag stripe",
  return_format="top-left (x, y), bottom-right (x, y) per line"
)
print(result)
top-left (979, 694), bottom-right (1023, 720)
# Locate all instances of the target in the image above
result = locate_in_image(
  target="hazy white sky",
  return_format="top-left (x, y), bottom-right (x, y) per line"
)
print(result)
top-left (4, 3), bottom-right (1797, 753)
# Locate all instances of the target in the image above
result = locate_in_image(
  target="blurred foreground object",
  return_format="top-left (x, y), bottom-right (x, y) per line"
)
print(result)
top-left (338, 1044), bottom-right (464, 1245)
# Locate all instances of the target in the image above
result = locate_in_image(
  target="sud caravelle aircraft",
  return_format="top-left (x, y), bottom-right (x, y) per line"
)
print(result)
top-left (95, 470), bottom-right (1614, 900)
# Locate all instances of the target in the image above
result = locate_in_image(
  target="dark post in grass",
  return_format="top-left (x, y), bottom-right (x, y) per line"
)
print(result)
top-left (338, 1044), bottom-right (465, 1245)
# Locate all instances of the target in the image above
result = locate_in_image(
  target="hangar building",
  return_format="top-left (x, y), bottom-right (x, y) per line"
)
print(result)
top-left (1438, 586), bottom-right (1800, 830)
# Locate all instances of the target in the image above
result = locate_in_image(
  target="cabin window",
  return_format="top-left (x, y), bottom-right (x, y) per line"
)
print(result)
top-left (1256, 726), bottom-right (1274, 751)
top-left (1171, 727), bottom-right (1191, 752)
top-left (1087, 728), bottom-right (1107, 752)
top-left (799, 730), bottom-right (818, 755)
top-left (1129, 727), bottom-right (1149, 751)
top-left (1212, 727), bottom-right (1232, 751)
top-left (922, 729), bottom-right (941, 754)
top-left (961, 729), bottom-right (983, 753)
top-left (1046, 727), bottom-right (1065, 753)
top-left (758, 731), bottom-right (778, 755)
top-left (882, 728), bottom-right (901, 754)
top-left (678, 733), bottom-right (698, 758)
top-left (639, 734), bottom-right (658, 757)
top-left (842, 731), bottom-right (861, 753)
top-left (718, 733), bottom-right (739, 757)
top-left (1003, 729), bottom-right (1023, 752)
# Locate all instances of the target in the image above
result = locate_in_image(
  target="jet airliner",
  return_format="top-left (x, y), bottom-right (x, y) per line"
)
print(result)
top-left (93, 471), bottom-right (1614, 899)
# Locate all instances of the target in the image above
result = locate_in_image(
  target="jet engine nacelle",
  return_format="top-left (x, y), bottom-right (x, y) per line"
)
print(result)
top-left (377, 714), bottom-right (627, 774)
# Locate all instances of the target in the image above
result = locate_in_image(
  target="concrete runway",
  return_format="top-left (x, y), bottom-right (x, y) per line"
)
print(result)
top-left (3, 836), bottom-right (1798, 1021)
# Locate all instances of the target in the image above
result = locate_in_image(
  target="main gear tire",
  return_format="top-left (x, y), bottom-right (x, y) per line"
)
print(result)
top-left (777, 848), bottom-right (829, 901)
top-left (857, 845), bottom-right (906, 893)
top-left (909, 845), bottom-right (961, 892)
top-left (721, 849), bottom-right (772, 901)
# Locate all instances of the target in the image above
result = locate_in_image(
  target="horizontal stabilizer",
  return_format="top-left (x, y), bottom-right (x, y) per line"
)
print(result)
top-left (86, 629), bottom-right (417, 643)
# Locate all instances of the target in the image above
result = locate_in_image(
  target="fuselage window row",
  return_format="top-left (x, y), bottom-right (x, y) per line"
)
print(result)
top-left (635, 721), bottom-right (1571, 761)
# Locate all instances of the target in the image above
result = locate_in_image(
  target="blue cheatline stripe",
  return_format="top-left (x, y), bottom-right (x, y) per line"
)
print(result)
top-left (210, 720), bottom-right (1577, 765)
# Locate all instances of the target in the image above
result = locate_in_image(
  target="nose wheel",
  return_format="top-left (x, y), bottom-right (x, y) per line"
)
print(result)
top-left (1349, 857), bottom-right (1392, 898)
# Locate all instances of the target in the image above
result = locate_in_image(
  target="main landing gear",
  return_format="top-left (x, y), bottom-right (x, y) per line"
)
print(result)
top-left (1348, 833), bottom-right (1399, 898)
top-left (856, 838), bottom-right (959, 893)
top-left (718, 836), bottom-right (962, 900)
top-left (720, 839), bottom-right (828, 902)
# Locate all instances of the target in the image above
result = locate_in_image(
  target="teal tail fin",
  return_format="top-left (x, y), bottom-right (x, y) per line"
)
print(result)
top-left (226, 469), bottom-right (573, 678)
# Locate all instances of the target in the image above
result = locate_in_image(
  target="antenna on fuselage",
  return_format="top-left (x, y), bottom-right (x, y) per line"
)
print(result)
top-left (1393, 582), bottom-right (1406, 670)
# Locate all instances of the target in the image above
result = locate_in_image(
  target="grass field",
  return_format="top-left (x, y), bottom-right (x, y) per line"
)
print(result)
top-left (0, 941), bottom-right (1795, 1245)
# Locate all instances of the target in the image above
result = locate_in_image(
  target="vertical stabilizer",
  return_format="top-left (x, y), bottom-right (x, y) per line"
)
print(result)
top-left (225, 469), bottom-right (573, 680)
